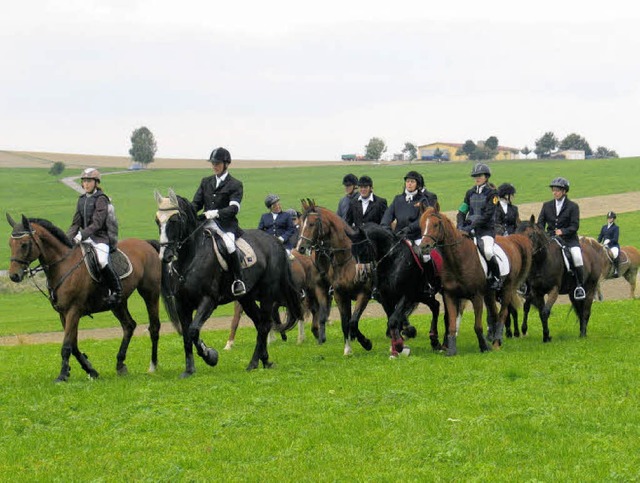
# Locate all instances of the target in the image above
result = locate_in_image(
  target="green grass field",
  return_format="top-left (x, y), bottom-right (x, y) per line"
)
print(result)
top-left (1, 300), bottom-right (639, 481)
top-left (1, 158), bottom-right (640, 480)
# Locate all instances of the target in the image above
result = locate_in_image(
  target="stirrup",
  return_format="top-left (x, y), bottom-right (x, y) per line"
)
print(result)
top-left (489, 277), bottom-right (503, 291)
top-left (574, 286), bottom-right (586, 300)
top-left (232, 280), bottom-right (247, 297)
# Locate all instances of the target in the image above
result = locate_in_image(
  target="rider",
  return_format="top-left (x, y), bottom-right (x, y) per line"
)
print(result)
top-left (537, 177), bottom-right (586, 300)
top-left (259, 194), bottom-right (296, 252)
top-left (381, 170), bottom-right (435, 241)
top-left (456, 163), bottom-right (502, 291)
top-left (67, 168), bottom-right (122, 306)
top-left (495, 183), bottom-right (520, 236)
top-left (344, 175), bottom-right (388, 227)
top-left (192, 147), bottom-right (246, 297)
top-left (598, 211), bottom-right (620, 277)
top-left (336, 173), bottom-right (359, 220)
top-left (286, 208), bottom-right (302, 248)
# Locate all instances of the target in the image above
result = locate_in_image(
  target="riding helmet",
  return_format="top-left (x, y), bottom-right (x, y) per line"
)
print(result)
top-left (80, 167), bottom-right (101, 182)
top-left (264, 193), bottom-right (280, 208)
top-left (549, 177), bottom-right (570, 192)
top-left (470, 163), bottom-right (491, 177)
top-left (498, 183), bottom-right (516, 198)
top-left (209, 147), bottom-right (232, 164)
top-left (358, 175), bottom-right (373, 187)
top-left (285, 208), bottom-right (299, 218)
top-left (342, 173), bottom-right (358, 186)
top-left (403, 170), bottom-right (424, 189)
top-left (607, 211), bottom-right (617, 219)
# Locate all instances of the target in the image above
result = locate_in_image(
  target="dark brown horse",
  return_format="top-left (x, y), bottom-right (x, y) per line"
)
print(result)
top-left (296, 200), bottom-right (373, 356)
top-left (581, 237), bottom-right (640, 300)
top-left (516, 216), bottom-right (604, 341)
top-left (6, 214), bottom-right (163, 382)
top-left (419, 206), bottom-right (532, 355)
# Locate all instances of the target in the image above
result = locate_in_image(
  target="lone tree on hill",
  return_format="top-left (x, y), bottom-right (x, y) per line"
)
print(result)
top-left (402, 142), bottom-right (417, 161)
top-left (534, 131), bottom-right (559, 158)
top-left (129, 126), bottom-right (157, 166)
top-left (595, 146), bottom-right (619, 158)
top-left (364, 137), bottom-right (387, 161)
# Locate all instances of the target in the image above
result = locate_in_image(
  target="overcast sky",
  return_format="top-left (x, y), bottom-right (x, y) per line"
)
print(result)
top-left (1, 1), bottom-right (638, 160)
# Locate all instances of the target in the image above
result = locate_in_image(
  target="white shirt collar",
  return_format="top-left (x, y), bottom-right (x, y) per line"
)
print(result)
top-left (216, 172), bottom-right (229, 184)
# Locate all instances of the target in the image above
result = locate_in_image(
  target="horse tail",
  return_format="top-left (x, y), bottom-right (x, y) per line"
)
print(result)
top-left (160, 262), bottom-right (183, 334)
top-left (279, 258), bottom-right (304, 329)
top-left (146, 239), bottom-right (161, 252)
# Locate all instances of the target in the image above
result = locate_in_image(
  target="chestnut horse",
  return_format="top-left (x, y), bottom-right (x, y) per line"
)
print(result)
top-left (581, 237), bottom-right (639, 300)
top-left (516, 216), bottom-right (604, 341)
top-left (419, 207), bottom-right (532, 355)
top-left (296, 200), bottom-right (373, 356)
top-left (6, 214), bottom-right (163, 382)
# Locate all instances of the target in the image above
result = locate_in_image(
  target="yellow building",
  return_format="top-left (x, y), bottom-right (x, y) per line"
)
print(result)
top-left (417, 142), bottom-right (519, 162)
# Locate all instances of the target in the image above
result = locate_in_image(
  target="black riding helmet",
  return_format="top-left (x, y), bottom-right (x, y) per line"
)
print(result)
top-left (358, 175), bottom-right (373, 187)
top-left (342, 173), bottom-right (358, 186)
top-left (209, 147), bottom-right (232, 164)
top-left (498, 183), bottom-right (516, 198)
top-left (607, 211), bottom-right (617, 219)
top-left (404, 170), bottom-right (424, 189)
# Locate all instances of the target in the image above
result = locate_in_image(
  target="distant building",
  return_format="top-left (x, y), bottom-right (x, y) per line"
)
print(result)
top-left (417, 141), bottom-right (520, 162)
top-left (551, 150), bottom-right (585, 160)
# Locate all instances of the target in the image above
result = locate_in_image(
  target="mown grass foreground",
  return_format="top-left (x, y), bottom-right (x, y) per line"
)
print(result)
top-left (1, 299), bottom-right (639, 481)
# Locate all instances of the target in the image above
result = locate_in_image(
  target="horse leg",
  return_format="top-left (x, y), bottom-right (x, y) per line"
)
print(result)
top-left (240, 297), bottom-right (273, 370)
top-left (57, 309), bottom-right (99, 382)
top-left (189, 298), bottom-right (219, 368)
top-left (388, 297), bottom-right (411, 357)
top-left (225, 301), bottom-right (243, 350)
top-left (314, 286), bottom-right (331, 344)
top-left (443, 294), bottom-right (459, 356)
top-left (140, 289), bottom-right (161, 373)
top-left (179, 310), bottom-right (197, 378)
top-left (333, 292), bottom-right (353, 356)
top-left (511, 305), bottom-right (520, 338)
top-left (473, 295), bottom-right (490, 353)
top-left (350, 293), bottom-right (372, 351)
top-left (111, 304), bottom-right (137, 376)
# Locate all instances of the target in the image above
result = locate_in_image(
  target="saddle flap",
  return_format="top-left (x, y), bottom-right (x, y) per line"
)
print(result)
top-left (473, 239), bottom-right (510, 278)
top-left (210, 236), bottom-right (258, 271)
top-left (81, 245), bottom-right (133, 282)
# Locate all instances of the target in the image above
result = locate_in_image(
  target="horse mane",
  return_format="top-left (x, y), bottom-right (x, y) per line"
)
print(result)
top-left (28, 218), bottom-right (73, 248)
top-left (175, 195), bottom-right (198, 227)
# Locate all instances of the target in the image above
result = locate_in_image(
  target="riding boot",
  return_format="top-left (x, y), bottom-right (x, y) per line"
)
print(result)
top-left (574, 265), bottom-right (586, 300)
top-left (613, 257), bottom-right (620, 278)
top-left (228, 251), bottom-right (247, 297)
top-left (101, 263), bottom-right (122, 307)
top-left (487, 256), bottom-right (503, 291)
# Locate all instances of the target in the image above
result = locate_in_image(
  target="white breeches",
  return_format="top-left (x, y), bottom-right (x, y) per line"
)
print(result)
top-left (609, 246), bottom-right (619, 258)
top-left (84, 239), bottom-right (110, 268)
top-left (480, 236), bottom-right (495, 260)
top-left (570, 246), bottom-right (584, 267)
top-left (208, 221), bottom-right (236, 253)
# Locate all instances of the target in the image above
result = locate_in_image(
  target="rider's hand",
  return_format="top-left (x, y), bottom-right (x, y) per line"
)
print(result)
top-left (204, 209), bottom-right (219, 220)
top-left (277, 236), bottom-right (285, 244)
top-left (73, 232), bottom-right (82, 244)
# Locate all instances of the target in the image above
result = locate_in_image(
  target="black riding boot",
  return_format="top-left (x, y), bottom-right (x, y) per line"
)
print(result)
top-left (487, 256), bottom-right (503, 291)
top-left (101, 263), bottom-right (122, 307)
top-left (613, 257), bottom-right (620, 278)
top-left (574, 265), bottom-right (586, 300)
top-left (228, 251), bottom-right (247, 297)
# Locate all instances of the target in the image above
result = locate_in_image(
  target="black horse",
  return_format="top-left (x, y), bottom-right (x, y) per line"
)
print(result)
top-left (347, 223), bottom-right (443, 356)
top-left (155, 190), bottom-right (302, 377)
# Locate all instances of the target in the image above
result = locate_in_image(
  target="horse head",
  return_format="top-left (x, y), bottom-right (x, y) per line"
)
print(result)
top-left (516, 214), bottom-right (548, 254)
top-left (6, 214), bottom-right (44, 282)
top-left (297, 199), bottom-right (324, 255)
top-left (419, 206), bottom-right (446, 255)
top-left (154, 189), bottom-right (195, 263)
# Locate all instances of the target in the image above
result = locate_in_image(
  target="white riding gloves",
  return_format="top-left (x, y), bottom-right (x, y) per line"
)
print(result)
top-left (205, 209), bottom-right (219, 220)
top-left (74, 232), bottom-right (82, 244)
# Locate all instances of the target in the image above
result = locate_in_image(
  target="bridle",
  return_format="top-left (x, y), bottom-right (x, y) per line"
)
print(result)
top-left (299, 208), bottom-right (352, 268)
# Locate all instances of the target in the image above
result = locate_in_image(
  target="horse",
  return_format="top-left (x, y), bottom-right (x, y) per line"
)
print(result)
top-left (346, 222), bottom-right (443, 357)
top-left (516, 216), bottom-right (604, 341)
top-left (419, 206), bottom-right (532, 355)
top-left (581, 237), bottom-right (640, 300)
top-left (296, 199), bottom-right (373, 356)
top-left (6, 214), bottom-right (163, 382)
top-left (223, 250), bottom-right (331, 348)
top-left (154, 190), bottom-right (302, 376)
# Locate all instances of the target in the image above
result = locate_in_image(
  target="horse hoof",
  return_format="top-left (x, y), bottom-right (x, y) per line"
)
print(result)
top-left (179, 371), bottom-right (194, 379)
top-left (402, 326), bottom-right (417, 339)
top-left (54, 376), bottom-right (68, 383)
top-left (89, 370), bottom-right (100, 379)
top-left (245, 362), bottom-right (259, 371)
top-left (543, 336), bottom-right (552, 343)
top-left (492, 341), bottom-right (501, 350)
top-left (203, 348), bottom-right (219, 367)
top-left (223, 340), bottom-right (234, 350)
top-left (263, 360), bottom-right (274, 369)
top-left (361, 339), bottom-right (373, 351)
top-left (117, 365), bottom-right (128, 376)
top-left (400, 347), bottom-right (411, 357)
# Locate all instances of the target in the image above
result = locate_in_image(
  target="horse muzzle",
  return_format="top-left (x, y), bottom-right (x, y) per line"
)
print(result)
top-left (9, 268), bottom-right (25, 283)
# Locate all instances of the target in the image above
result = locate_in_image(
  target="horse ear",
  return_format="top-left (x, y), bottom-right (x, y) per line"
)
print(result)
top-left (169, 189), bottom-right (179, 207)
top-left (154, 190), bottom-right (164, 206)
top-left (434, 201), bottom-right (441, 213)
top-left (6, 213), bottom-right (16, 228)
top-left (21, 214), bottom-right (31, 233)
top-left (529, 214), bottom-right (536, 224)
top-left (301, 199), bottom-right (308, 211)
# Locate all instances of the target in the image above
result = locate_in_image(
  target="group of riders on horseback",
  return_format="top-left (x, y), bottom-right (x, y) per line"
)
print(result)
top-left (73, 147), bottom-right (621, 309)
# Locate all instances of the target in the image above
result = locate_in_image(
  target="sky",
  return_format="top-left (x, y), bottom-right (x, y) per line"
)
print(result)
top-left (1, 0), bottom-right (639, 160)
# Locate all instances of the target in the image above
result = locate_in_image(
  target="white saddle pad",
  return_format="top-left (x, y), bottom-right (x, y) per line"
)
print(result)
top-left (211, 237), bottom-right (258, 271)
top-left (475, 240), bottom-right (510, 278)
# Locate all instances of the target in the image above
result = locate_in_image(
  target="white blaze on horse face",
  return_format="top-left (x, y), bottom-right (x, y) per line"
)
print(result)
top-left (297, 216), bottom-right (309, 250)
top-left (422, 217), bottom-right (430, 244)
top-left (158, 222), bottom-right (168, 260)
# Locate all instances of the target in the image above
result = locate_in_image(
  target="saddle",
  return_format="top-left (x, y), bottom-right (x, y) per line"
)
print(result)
top-left (81, 245), bottom-right (133, 282)
top-left (406, 240), bottom-right (443, 276)
top-left (209, 235), bottom-right (258, 271)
